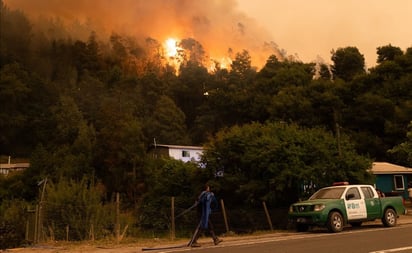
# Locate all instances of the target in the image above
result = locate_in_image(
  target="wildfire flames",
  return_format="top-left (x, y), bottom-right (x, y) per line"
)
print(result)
top-left (165, 38), bottom-right (180, 58)
top-left (4, 0), bottom-right (286, 70)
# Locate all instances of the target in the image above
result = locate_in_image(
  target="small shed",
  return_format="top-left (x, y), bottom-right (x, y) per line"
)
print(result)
top-left (371, 162), bottom-right (412, 199)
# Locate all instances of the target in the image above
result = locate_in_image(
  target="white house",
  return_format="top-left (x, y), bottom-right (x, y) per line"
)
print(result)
top-left (148, 144), bottom-right (203, 163)
top-left (0, 162), bottom-right (30, 175)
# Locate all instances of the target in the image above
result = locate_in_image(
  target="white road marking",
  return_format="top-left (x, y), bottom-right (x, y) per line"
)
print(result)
top-left (370, 246), bottom-right (412, 253)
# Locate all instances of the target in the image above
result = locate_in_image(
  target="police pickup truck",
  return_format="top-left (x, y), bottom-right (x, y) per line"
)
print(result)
top-left (288, 183), bottom-right (407, 232)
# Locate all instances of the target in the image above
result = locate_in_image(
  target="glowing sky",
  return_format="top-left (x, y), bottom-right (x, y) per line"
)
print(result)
top-left (236, 0), bottom-right (412, 68)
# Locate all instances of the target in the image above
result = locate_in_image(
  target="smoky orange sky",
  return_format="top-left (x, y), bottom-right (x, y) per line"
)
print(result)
top-left (237, 0), bottom-right (412, 68)
top-left (5, 0), bottom-right (412, 69)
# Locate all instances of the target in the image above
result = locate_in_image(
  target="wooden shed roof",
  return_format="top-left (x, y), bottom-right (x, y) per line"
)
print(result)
top-left (371, 162), bottom-right (412, 174)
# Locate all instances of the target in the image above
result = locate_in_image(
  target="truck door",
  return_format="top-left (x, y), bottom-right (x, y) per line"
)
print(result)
top-left (344, 187), bottom-right (367, 220)
top-left (361, 186), bottom-right (380, 219)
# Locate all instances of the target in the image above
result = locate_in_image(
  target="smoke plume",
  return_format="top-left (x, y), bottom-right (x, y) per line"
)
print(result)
top-left (5, 0), bottom-right (284, 68)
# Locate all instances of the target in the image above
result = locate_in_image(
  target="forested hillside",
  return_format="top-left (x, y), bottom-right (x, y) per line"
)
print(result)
top-left (1, 0), bottom-right (411, 246)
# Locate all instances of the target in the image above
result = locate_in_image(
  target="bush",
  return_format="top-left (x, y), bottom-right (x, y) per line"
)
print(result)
top-left (43, 177), bottom-right (109, 240)
top-left (0, 199), bottom-right (29, 249)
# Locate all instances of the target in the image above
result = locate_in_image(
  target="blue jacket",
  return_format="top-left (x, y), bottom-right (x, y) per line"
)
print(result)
top-left (198, 191), bottom-right (217, 229)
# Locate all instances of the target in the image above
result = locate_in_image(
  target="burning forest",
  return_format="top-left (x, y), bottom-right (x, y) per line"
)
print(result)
top-left (4, 0), bottom-right (286, 73)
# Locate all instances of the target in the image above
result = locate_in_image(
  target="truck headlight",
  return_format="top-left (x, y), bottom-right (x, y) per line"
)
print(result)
top-left (314, 204), bottom-right (325, 211)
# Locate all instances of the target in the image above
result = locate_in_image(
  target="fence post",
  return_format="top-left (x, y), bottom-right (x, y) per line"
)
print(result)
top-left (220, 199), bottom-right (230, 233)
top-left (171, 197), bottom-right (175, 240)
top-left (90, 224), bottom-right (95, 241)
top-left (262, 201), bottom-right (273, 231)
top-left (66, 225), bottom-right (69, 241)
top-left (116, 192), bottom-right (120, 243)
top-left (34, 205), bottom-right (39, 244)
top-left (25, 220), bottom-right (29, 242)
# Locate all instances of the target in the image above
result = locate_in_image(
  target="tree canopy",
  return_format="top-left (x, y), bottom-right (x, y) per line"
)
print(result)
top-left (202, 122), bottom-right (372, 206)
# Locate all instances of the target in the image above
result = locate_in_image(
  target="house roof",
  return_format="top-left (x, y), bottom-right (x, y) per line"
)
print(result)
top-left (371, 162), bottom-right (412, 174)
top-left (150, 144), bottom-right (203, 150)
top-left (0, 163), bottom-right (30, 169)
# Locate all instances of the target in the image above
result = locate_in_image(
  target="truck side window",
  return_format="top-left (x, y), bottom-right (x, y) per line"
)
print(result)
top-left (361, 187), bottom-right (374, 198)
top-left (346, 187), bottom-right (361, 200)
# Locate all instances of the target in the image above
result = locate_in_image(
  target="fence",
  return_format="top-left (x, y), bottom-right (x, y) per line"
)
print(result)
top-left (169, 197), bottom-right (283, 239)
top-left (24, 194), bottom-right (289, 244)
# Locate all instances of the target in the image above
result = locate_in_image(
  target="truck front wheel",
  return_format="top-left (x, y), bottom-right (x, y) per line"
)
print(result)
top-left (326, 211), bottom-right (344, 233)
top-left (382, 208), bottom-right (397, 227)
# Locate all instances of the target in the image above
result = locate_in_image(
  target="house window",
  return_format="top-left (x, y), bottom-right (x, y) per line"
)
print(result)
top-left (393, 175), bottom-right (405, 190)
top-left (182, 150), bottom-right (190, 158)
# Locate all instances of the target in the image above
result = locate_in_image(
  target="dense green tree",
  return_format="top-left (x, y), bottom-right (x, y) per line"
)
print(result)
top-left (251, 57), bottom-right (315, 123)
top-left (0, 1), bottom-right (32, 66)
top-left (268, 77), bottom-right (344, 131)
top-left (0, 63), bottom-right (31, 155)
top-left (343, 92), bottom-right (395, 159)
top-left (397, 47), bottom-right (412, 72)
top-left (51, 96), bottom-right (84, 144)
top-left (318, 63), bottom-right (332, 80)
top-left (388, 121), bottom-right (412, 167)
top-left (172, 62), bottom-right (210, 131)
top-left (0, 62), bottom-right (58, 156)
top-left (202, 122), bottom-right (372, 206)
top-left (331, 46), bottom-right (365, 81)
top-left (22, 96), bottom-right (97, 181)
top-left (47, 39), bottom-right (78, 82)
top-left (144, 95), bottom-right (190, 145)
top-left (229, 50), bottom-right (256, 87)
top-left (257, 55), bottom-right (283, 79)
top-left (376, 44), bottom-right (403, 63)
top-left (195, 50), bottom-right (258, 129)
top-left (178, 38), bottom-right (207, 66)
top-left (96, 116), bottom-right (145, 199)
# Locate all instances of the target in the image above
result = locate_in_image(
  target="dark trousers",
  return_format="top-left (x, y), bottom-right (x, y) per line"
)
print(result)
top-left (188, 219), bottom-right (218, 246)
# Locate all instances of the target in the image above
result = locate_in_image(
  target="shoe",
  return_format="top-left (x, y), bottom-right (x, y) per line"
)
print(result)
top-left (214, 238), bottom-right (223, 245)
top-left (191, 242), bottom-right (201, 247)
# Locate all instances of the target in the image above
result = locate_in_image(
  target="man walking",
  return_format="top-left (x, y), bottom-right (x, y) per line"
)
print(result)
top-left (188, 184), bottom-right (222, 247)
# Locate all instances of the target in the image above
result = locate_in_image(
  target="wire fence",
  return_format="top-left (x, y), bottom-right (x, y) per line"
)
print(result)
top-left (24, 194), bottom-right (290, 244)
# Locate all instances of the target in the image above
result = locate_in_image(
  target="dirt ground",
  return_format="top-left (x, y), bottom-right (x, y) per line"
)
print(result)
top-left (5, 238), bottom-right (189, 253)
top-left (4, 232), bottom-right (278, 253)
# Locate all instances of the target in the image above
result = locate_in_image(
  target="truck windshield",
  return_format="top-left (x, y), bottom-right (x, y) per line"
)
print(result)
top-left (309, 188), bottom-right (345, 200)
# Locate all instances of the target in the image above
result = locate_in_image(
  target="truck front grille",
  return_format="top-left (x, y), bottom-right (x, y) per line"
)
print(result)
top-left (293, 205), bottom-right (313, 212)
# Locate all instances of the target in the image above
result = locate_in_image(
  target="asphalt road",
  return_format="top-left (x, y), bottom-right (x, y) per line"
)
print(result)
top-left (152, 223), bottom-right (412, 253)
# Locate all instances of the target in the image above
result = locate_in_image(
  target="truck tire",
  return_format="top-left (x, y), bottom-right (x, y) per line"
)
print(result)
top-left (381, 208), bottom-right (397, 227)
top-left (326, 211), bottom-right (344, 233)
